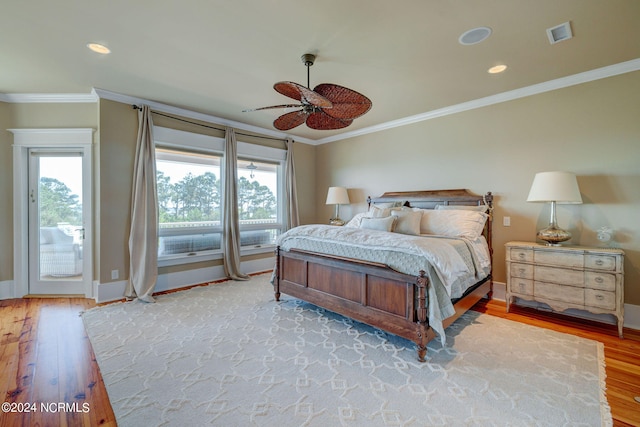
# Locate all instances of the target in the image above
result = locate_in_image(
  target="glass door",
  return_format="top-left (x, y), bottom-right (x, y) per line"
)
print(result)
top-left (28, 151), bottom-right (88, 295)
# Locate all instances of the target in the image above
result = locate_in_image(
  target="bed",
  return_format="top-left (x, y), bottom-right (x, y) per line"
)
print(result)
top-left (273, 189), bottom-right (494, 362)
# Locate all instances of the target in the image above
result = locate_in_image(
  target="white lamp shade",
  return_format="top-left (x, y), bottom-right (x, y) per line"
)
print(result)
top-left (527, 171), bottom-right (582, 204)
top-left (326, 187), bottom-right (350, 205)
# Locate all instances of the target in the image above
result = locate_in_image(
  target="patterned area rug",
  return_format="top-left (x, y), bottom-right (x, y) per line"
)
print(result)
top-left (82, 273), bottom-right (611, 426)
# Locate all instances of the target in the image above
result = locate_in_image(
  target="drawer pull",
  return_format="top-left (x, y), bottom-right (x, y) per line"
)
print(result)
top-left (595, 259), bottom-right (604, 266)
top-left (518, 268), bottom-right (525, 274)
top-left (594, 276), bottom-right (604, 284)
top-left (596, 294), bottom-right (604, 300)
top-left (518, 253), bottom-right (525, 259)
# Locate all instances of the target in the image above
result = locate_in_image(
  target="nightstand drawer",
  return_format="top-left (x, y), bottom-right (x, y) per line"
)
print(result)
top-left (535, 281), bottom-right (584, 305)
top-left (585, 289), bottom-right (616, 310)
top-left (511, 263), bottom-right (533, 279)
top-left (510, 278), bottom-right (533, 296)
top-left (584, 271), bottom-right (616, 292)
top-left (585, 254), bottom-right (617, 271)
top-left (510, 248), bottom-right (533, 263)
top-left (535, 265), bottom-right (584, 287)
top-left (534, 250), bottom-right (583, 268)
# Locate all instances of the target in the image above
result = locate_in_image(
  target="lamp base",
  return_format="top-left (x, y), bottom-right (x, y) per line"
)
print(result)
top-left (329, 218), bottom-right (345, 226)
top-left (537, 224), bottom-right (572, 246)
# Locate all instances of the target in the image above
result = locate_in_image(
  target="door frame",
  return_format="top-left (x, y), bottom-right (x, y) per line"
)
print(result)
top-left (10, 128), bottom-right (95, 298)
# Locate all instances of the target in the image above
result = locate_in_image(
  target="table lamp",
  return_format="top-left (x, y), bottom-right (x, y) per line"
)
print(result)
top-left (326, 187), bottom-right (350, 226)
top-left (527, 171), bottom-right (582, 245)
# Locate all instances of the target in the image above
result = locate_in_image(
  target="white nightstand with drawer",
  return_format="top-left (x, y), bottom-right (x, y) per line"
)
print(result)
top-left (505, 241), bottom-right (625, 338)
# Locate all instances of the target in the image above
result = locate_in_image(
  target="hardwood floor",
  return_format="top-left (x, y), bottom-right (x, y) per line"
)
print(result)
top-left (0, 298), bottom-right (116, 427)
top-left (1, 296), bottom-right (639, 426)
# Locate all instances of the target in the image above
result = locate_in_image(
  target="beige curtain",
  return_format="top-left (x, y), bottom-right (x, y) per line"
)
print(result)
top-left (284, 138), bottom-right (299, 230)
top-left (223, 127), bottom-right (250, 280)
top-left (125, 105), bottom-right (159, 302)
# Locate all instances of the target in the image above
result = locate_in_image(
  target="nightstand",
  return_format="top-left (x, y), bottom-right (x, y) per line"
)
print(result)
top-left (505, 241), bottom-right (625, 338)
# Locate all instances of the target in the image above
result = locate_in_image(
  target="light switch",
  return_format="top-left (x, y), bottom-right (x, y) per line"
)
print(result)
top-left (503, 216), bottom-right (511, 227)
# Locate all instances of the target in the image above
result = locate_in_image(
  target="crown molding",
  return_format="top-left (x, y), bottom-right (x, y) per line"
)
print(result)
top-left (2, 58), bottom-right (638, 145)
top-left (92, 88), bottom-right (316, 145)
top-left (314, 58), bottom-right (640, 145)
top-left (0, 92), bottom-right (98, 103)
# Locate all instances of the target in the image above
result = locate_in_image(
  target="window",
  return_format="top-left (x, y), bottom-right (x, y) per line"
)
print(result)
top-left (155, 148), bottom-right (223, 259)
top-left (237, 158), bottom-right (281, 249)
top-left (153, 127), bottom-right (285, 265)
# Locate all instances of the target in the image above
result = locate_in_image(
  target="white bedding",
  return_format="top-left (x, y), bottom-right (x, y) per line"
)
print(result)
top-left (275, 224), bottom-right (491, 344)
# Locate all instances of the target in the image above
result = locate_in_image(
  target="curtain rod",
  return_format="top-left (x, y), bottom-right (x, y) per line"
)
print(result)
top-left (132, 105), bottom-right (292, 144)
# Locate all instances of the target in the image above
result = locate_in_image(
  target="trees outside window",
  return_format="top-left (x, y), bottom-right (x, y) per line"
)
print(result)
top-left (155, 146), bottom-right (283, 261)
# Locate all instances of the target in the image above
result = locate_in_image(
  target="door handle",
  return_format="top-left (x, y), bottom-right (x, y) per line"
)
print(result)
top-left (75, 228), bottom-right (85, 240)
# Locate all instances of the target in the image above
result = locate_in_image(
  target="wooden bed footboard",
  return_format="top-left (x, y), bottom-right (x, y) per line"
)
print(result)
top-left (275, 247), bottom-right (436, 362)
top-left (274, 189), bottom-right (494, 362)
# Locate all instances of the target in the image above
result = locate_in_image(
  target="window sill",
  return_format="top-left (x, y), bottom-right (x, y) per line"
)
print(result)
top-left (157, 245), bottom-right (275, 268)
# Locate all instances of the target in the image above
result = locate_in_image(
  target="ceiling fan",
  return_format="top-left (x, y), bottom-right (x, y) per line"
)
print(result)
top-left (244, 53), bottom-right (372, 131)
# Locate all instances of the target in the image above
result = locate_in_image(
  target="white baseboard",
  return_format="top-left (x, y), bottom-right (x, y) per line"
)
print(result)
top-left (0, 280), bottom-right (15, 299)
top-left (492, 280), bottom-right (640, 331)
top-left (4, 272), bottom-right (639, 332)
top-left (95, 256), bottom-right (275, 304)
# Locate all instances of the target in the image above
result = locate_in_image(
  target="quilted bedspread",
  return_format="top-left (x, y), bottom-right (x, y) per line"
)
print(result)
top-left (275, 224), bottom-right (490, 343)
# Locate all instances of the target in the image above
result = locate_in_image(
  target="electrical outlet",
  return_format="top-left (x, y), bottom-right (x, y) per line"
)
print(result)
top-left (503, 216), bottom-right (511, 227)
top-left (111, 269), bottom-right (119, 280)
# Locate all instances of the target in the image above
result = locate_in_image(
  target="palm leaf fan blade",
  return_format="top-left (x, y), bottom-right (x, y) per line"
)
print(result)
top-left (313, 84), bottom-right (372, 119)
top-left (273, 110), bottom-right (308, 131)
top-left (306, 111), bottom-right (352, 130)
top-left (274, 82), bottom-right (332, 108)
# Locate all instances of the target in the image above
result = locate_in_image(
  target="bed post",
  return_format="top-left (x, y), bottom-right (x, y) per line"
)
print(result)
top-left (415, 270), bottom-right (429, 362)
top-left (274, 247), bottom-right (281, 302)
top-left (483, 191), bottom-right (494, 299)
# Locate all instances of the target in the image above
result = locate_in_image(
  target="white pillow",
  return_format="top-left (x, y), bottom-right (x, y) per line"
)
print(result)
top-left (419, 209), bottom-right (488, 239)
top-left (366, 205), bottom-right (391, 218)
top-left (435, 204), bottom-right (489, 213)
top-left (345, 212), bottom-right (367, 228)
top-left (360, 216), bottom-right (396, 232)
top-left (391, 209), bottom-right (422, 235)
top-left (366, 204), bottom-right (403, 218)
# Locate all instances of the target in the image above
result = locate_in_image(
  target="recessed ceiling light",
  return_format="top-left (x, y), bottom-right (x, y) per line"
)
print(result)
top-left (87, 43), bottom-right (111, 54)
top-left (458, 27), bottom-right (492, 45)
top-left (488, 64), bottom-right (507, 74)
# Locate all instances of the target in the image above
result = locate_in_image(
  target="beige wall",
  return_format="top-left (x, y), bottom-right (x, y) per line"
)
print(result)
top-left (2, 72), bottom-right (637, 306)
top-left (0, 102), bottom-right (14, 282)
top-left (314, 71), bottom-right (640, 305)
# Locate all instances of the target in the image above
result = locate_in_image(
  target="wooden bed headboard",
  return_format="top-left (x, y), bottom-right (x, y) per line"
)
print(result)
top-left (366, 189), bottom-right (494, 257)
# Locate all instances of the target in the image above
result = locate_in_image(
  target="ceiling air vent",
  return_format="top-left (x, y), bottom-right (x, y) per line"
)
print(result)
top-left (547, 22), bottom-right (573, 44)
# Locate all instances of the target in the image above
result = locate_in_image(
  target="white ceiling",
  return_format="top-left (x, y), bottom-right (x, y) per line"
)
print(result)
top-left (2, 0), bottom-right (639, 143)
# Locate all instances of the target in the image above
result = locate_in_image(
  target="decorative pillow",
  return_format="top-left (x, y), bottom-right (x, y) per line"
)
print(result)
top-left (360, 216), bottom-right (396, 232)
top-left (366, 204), bottom-right (402, 218)
top-left (419, 209), bottom-right (488, 239)
top-left (366, 205), bottom-right (391, 218)
top-left (345, 212), bottom-right (367, 228)
top-left (391, 209), bottom-right (422, 235)
top-left (435, 204), bottom-right (489, 213)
